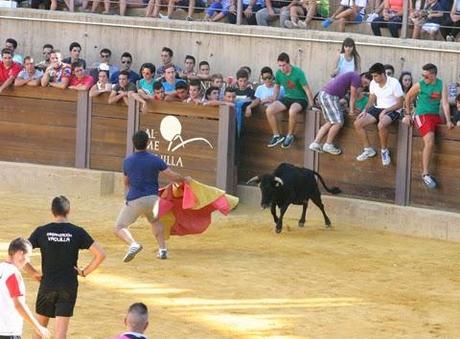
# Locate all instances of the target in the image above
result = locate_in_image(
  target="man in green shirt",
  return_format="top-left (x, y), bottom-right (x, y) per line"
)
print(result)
top-left (404, 63), bottom-right (453, 188)
top-left (266, 52), bottom-right (314, 149)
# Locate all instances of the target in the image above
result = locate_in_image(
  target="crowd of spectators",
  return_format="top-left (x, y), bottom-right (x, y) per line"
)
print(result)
top-left (11, 0), bottom-right (460, 41)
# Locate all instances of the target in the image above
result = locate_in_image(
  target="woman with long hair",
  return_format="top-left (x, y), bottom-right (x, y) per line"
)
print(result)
top-left (331, 37), bottom-right (361, 78)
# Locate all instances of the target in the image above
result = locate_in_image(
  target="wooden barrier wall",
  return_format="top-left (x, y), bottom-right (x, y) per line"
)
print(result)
top-left (1, 87), bottom-right (460, 212)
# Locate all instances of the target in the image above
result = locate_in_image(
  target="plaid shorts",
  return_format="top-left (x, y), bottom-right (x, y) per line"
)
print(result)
top-left (318, 90), bottom-right (344, 124)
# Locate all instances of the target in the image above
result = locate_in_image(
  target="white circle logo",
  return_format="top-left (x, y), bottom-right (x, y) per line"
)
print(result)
top-left (160, 116), bottom-right (182, 142)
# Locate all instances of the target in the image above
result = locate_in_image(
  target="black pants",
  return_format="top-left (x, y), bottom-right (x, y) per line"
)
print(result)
top-left (228, 4), bottom-right (261, 25)
top-left (440, 18), bottom-right (460, 40)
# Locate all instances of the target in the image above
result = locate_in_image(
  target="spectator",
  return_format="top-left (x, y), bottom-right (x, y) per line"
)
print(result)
top-left (354, 62), bottom-right (404, 165)
top-left (197, 60), bottom-right (211, 81)
top-left (256, 0), bottom-right (291, 27)
top-left (41, 50), bottom-right (72, 89)
top-left (204, 0), bottom-right (232, 21)
top-left (246, 66), bottom-right (284, 117)
top-left (165, 0), bottom-right (205, 20)
top-left (404, 63), bottom-right (453, 188)
top-left (0, 48), bottom-right (23, 94)
top-left (440, 0), bottom-right (460, 40)
top-left (69, 61), bottom-right (94, 91)
top-left (322, 0), bottom-right (367, 32)
top-left (62, 42), bottom-right (87, 69)
top-left (384, 64), bottom-right (395, 77)
top-left (223, 86), bottom-right (237, 106)
top-left (0, 238), bottom-right (50, 339)
top-left (234, 68), bottom-right (255, 100)
top-left (155, 47), bottom-right (182, 79)
top-left (371, 0), bottom-right (404, 38)
top-left (137, 63), bottom-right (156, 100)
top-left (410, 0), bottom-right (445, 39)
top-left (210, 73), bottom-right (225, 99)
top-left (91, 48), bottom-right (119, 79)
top-left (309, 71), bottom-right (372, 155)
top-left (51, 0), bottom-right (76, 11)
top-left (228, 0), bottom-right (264, 24)
top-left (89, 68), bottom-right (112, 97)
top-left (109, 70), bottom-right (137, 105)
top-left (285, 0), bottom-right (317, 29)
top-left (179, 55), bottom-right (197, 80)
top-left (153, 81), bottom-right (166, 100)
top-left (114, 130), bottom-right (189, 262)
top-left (331, 37), bottom-right (361, 78)
top-left (81, 0), bottom-right (110, 13)
top-left (111, 52), bottom-right (141, 85)
top-left (165, 81), bottom-right (189, 101)
top-left (266, 52), bottom-right (314, 149)
top-left (202, 86), bottom-right (221, 105)
top-left (161, 65), bottom-right (186, 94)
top-left (36, 44), bottom-right (54, 72)
top-left (14, 56), bottom-right (43, 87)
top-left (115, 303), bottom-right (148, 339)
top-left (5, 38), bottom-right (23, 65)
top-left (399, 71), bottom-right (413, 94)
top-left (185, 79), bottom-right (202, 103)
top-left (26, 196), bottom-right (105, 339)
top-left (453, 93), bottom-right (460, 126)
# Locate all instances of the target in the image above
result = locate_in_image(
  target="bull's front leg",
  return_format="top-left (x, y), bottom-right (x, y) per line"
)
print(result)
top-left (298, 201), bottom-right (308, 227)
top-left (270, 203), bottom-right (278, 224)
top-left (275, 203), bottom-right (290, 233)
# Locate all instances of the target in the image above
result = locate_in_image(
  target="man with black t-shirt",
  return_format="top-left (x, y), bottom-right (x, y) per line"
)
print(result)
top-left (25, 196), bottom-right (106, 339)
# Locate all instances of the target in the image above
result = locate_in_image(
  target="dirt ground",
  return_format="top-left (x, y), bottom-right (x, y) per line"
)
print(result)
top-left (2, 190), bottom-right (460, 338)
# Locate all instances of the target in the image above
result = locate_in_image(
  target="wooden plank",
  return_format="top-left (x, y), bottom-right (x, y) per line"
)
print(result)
top-left (316, 116), bottom-right (399, 202)
top-left (409, 126), bottom-right (460, 212)
top-left (145, 101), bottom-right (219, 120)
top-left (1, 86), bottom-right (78, 102)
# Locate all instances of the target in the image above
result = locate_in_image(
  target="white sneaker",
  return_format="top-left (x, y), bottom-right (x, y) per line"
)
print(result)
top-left (422, 174), bottom-right (437, 189)
top-left (298, 21), bottom-right (307, 29)
top-left (356, 148), bottom-right (376, 161)
top-left (309, 142), bottom-right (323, 153)
top-left (123, 243), bottom-right (143, 262)
top-left (159, 13), bottom-right (170, 20)
top-left (284, 20), bottom-right (299, 29)
top-left (323, 143), bottom-right (342, 155)
top-left (381, 149), bottom-right (391, 166)
top-left (157, 249), bottom-right (168, 260)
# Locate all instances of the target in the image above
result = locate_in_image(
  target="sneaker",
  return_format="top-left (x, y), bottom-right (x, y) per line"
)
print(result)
top-left (309, 142), bottom-right (323, 153)
top-left (422, 174), bottom-right (437, 189)
top-left (157, 249), bottom-right (168, 260)
top-left (185, 15), bottom-right (193, 21)
top-left (281, 134), bottom-right (295, 149)
top-left (381, 149), bottom-right (391, 166)
top-left (159, 13), bottom-right (170, 20)
top-left (298, 21), bottom-right (307, 29)
top-left (267, 135), bottom-right (285, 148)
top-left (356, 147), bottom-right (376, 161)
top-left (322, 18), bottom-right (333, 28)
top-left (123, 243), bottom-right (143, 263)
top-left (323, 143), bottom-right (342, 155)
top-left (285, 20), bottom-right (299, 29)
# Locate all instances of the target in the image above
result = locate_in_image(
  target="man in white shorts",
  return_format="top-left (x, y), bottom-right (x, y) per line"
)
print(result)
top-left (114, 130), bottom-right (189, 262)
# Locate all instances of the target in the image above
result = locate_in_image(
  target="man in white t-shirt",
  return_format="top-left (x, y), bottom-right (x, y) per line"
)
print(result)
top-left (354, 62), bottom-right (404, 166)
top-left (0, 238), bottom-right (49, 339)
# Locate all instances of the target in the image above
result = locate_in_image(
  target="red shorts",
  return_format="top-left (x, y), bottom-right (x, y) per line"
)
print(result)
top-left (413, 114), bottom-right (441, 137)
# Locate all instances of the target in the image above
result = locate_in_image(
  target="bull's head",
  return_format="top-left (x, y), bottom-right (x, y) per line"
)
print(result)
top-left (247, 175), bottom-right (284, 209)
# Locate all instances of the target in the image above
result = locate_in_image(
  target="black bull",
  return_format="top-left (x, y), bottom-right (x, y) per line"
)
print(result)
top-left (247, 163), bottom-right (341, 233)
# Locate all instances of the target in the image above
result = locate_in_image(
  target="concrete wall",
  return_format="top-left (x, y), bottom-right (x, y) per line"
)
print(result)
top-left (1, 9), bottom-right (459, 90)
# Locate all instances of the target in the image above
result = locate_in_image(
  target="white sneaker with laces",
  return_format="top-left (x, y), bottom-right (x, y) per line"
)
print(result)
top-left (356, 148), bottom-right (376, 161)
top-left (323, 143), bottom-right (342, 155)
top-left (381, 149), bottom-right (391, 166)
top-left (309, 142), bottom-right (323, 153)
top-left (123, 243), bottom-right (143, 263)
top-left (157, 249), bottom-right (168, 260)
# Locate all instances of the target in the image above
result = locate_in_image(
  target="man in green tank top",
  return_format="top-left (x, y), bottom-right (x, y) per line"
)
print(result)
top-left (404, 63), bottom-right (453, 189)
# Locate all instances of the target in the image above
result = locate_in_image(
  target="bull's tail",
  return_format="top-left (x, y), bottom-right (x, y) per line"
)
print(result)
top-left (312, 171), bottom-right (341, 195)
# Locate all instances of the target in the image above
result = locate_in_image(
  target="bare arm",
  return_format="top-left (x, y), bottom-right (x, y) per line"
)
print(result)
top-left (349, 85), bottom-right (357, 115)
top-left (0, 76), bottom-right (15, 93)
top-left (13, 297), bottom-right (50, 338)
top-left (23, 262), bottom-right (42, 282)
top-left (331, 53), bottom-right (340, 78)
top-left (27, 79), bottom-right (41, 86)
top-left (302, 83), bottom-right (314, 109)
top-left (14, 78), bottom-right (29, 87)
top-left (442, 84), bottom-right (453, 128)
top-left (49, 77), bottom-right (70, 89)
top-left (404, 82), bottom-right (420, 113)
top-left (108, 90), bottom-right (126, 104)
top-left (75, 241), bottom-right (106, 277)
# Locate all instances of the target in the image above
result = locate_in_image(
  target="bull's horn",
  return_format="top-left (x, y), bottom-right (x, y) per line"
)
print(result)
top-left (274, 177), bottom-right (284, 186)
top-left (246, 176), bottom-right (260, 184)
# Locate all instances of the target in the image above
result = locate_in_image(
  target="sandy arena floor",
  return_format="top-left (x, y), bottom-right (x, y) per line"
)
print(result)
top-left (1, 190), bottom-right (460, 338)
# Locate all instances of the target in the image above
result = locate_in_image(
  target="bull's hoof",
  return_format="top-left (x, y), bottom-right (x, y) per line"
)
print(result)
top-left (275, 227), bottom-right (282, 233)
top-left (298, 222), bottom-right (305, 228)
top-left (325, 223), bottom-right (332, 229)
